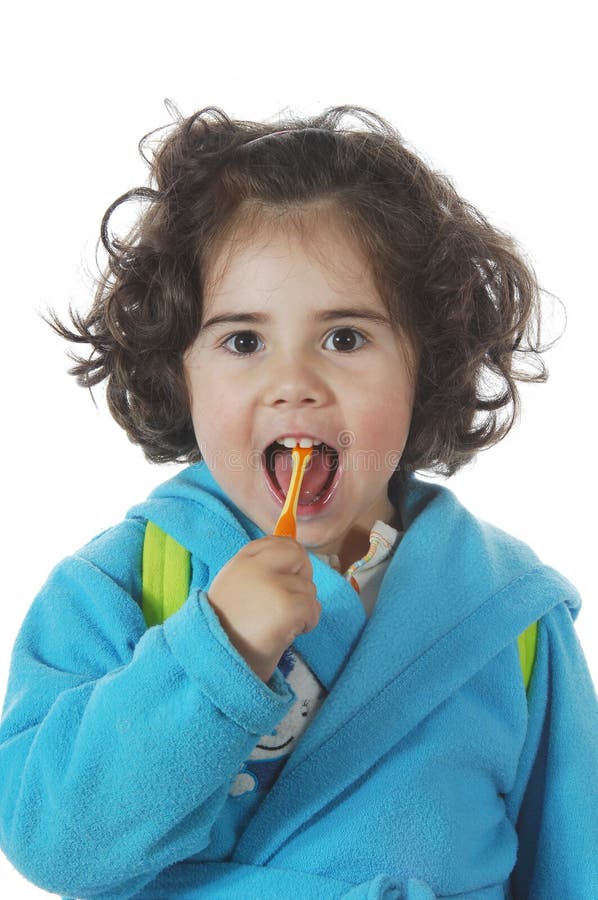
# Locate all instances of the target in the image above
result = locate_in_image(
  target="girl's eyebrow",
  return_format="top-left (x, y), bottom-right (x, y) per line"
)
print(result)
top-left (201, 307), bottom-right (391, 331)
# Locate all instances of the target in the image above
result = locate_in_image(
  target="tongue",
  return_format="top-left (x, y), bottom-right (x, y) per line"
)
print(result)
top-left (274, 447), bottom-right (336, 504)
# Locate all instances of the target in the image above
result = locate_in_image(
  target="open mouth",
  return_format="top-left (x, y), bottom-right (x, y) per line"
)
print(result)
top-left (264, 439), bottom-right (340, 509)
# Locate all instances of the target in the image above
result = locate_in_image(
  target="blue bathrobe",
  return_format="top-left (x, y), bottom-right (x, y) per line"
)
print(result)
top-left (0, 464), bottom-right (596, 899)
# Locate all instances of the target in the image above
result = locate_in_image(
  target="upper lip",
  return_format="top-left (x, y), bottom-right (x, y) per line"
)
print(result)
top-left (261, 432), bottom-right (339, 453)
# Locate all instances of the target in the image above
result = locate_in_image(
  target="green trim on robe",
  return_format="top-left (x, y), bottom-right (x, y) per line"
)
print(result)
top-left (517, 620), bottom-right (538, 692)
top-left (141, 521), bottom-right (191, 628)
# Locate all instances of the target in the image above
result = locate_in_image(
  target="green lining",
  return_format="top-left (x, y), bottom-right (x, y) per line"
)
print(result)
top-left (140, 522), bottom-right (538, 692)
top-left (141, 521), bottom-right (191, 628)
top-left (517, 620), bottom-right (538, 692)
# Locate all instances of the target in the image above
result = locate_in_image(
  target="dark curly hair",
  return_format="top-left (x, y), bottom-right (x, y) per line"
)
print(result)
top-left (47, 102), bottom-right (558, 477)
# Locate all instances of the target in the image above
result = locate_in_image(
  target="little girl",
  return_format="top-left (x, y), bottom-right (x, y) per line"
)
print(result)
top-left (1, 104), bottom-right (596, 899)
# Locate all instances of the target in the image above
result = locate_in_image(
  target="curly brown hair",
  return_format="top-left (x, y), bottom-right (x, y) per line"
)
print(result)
top-left (47, 103), bottom-right (558, 477)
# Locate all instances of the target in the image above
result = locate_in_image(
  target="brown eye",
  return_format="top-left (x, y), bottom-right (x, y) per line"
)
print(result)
top-left (324, 328), bottom-right (367, 352)
top-left (224, 332), bottom-right (264, 354)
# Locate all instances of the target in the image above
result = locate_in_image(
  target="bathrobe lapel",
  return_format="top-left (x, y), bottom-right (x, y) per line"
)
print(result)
top-left (233, 478), bottom-right (576, 866)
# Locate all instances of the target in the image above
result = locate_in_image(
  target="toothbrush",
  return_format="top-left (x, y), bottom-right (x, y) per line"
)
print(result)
top-left (273, 444), bottom-right (313, 538)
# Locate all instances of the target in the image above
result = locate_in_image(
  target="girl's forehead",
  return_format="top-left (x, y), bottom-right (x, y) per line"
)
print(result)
top-left (203, 209), bottom-right (375, 304)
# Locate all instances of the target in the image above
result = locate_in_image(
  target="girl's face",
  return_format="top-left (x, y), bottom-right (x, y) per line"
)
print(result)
top-left (184, 213), bottom-right (416, 567)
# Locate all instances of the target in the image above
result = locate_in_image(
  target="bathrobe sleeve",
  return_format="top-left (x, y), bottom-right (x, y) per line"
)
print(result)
top-left (343, 600), bottom-right (598, 900)
top-left (0, 520), bottom-right (295, 900)
top-left (505, 601), bottom-right (598, 899)
top-left (375, 602), bottom-right (598, 900)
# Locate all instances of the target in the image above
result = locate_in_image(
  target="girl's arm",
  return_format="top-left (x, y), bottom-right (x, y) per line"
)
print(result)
top-left (506, 601), bottom-right (598, 898)
top-left (0, 519), bottom-right (294, 899)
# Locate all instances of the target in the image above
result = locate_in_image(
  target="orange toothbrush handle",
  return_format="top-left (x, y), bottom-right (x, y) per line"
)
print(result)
top-left (273, 446), bottom-right (312, 538)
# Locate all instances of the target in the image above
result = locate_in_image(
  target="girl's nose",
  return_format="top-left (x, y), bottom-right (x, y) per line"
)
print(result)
top-left (262, 353), bottom-right (331, 408)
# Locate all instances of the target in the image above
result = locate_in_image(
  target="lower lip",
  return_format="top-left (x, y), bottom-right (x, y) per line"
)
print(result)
top-left (264, 455), bottom-right (342, 518)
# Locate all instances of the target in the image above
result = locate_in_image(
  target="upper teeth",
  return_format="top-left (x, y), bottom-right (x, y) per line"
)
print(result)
top-left (277, 436), bottom-right (323, 449)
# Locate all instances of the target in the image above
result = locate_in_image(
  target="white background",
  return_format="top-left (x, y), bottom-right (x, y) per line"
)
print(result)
top-left (1, 1), bottom-right (596, 896)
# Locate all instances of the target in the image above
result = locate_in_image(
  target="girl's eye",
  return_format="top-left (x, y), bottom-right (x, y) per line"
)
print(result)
top-left (223, 331), bottom-right (264, 355)
top-left (324, 328), bottom-right (367, 352)
top-left (221, 327), bottom-right (366, 355)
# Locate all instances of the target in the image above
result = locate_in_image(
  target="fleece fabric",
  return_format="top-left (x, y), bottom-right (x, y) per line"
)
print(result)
top-left (0, 463), bottom-right (597, 900)
top-left (220, 518), bottom-right (402, 804)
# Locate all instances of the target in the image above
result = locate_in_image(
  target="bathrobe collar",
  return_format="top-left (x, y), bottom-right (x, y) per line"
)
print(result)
top-left (128, 463), bottom-right (579, 685)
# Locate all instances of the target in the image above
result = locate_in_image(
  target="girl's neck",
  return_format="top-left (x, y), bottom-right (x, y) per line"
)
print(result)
top-left (337, 500), bottom-right (402, 572)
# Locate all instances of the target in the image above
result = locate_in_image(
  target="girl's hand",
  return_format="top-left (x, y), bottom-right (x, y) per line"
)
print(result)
top-left (206, 536), bottom-right (321, 683)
